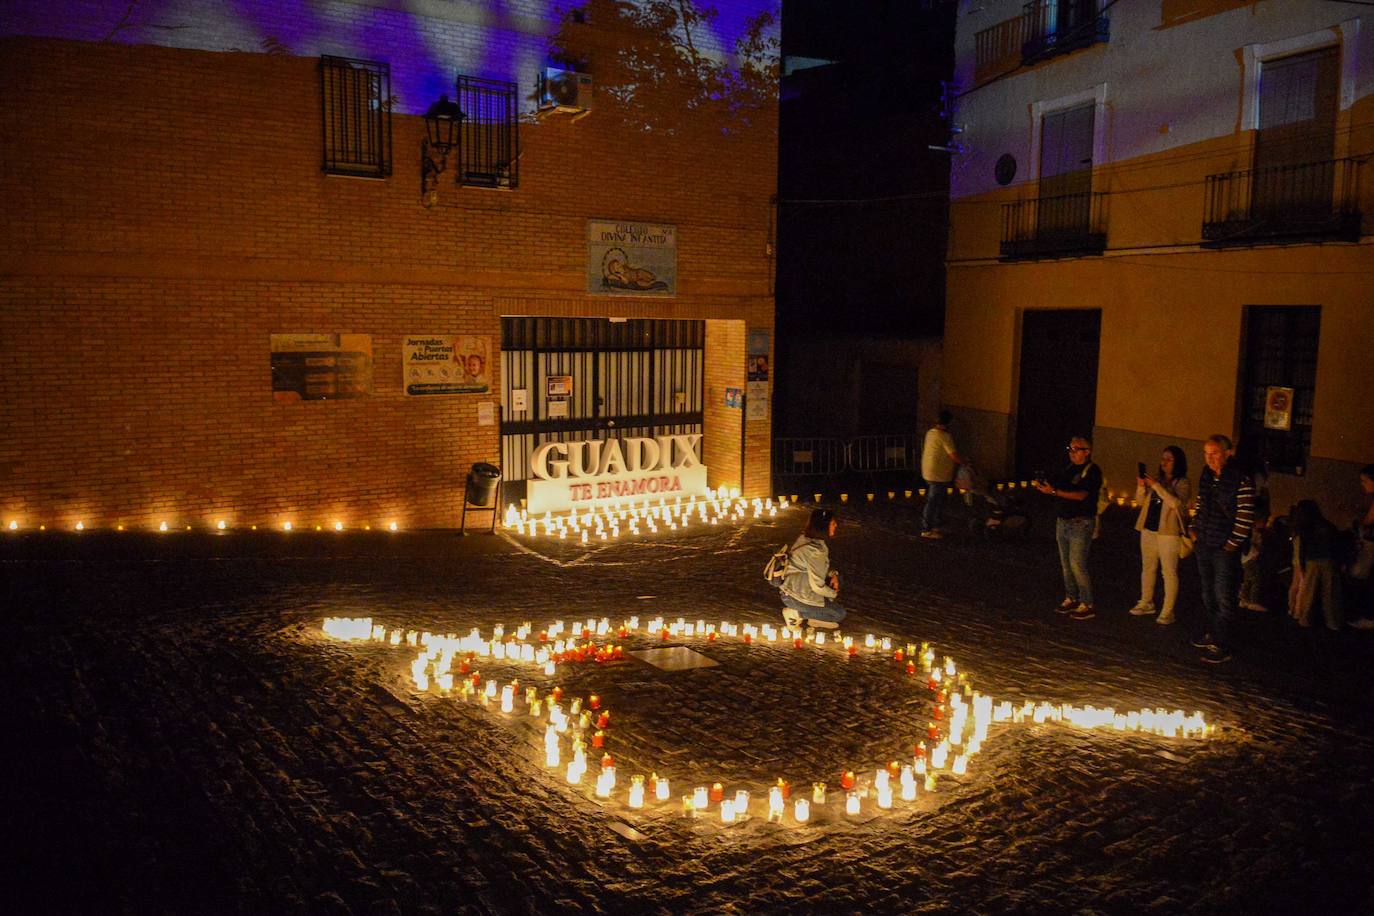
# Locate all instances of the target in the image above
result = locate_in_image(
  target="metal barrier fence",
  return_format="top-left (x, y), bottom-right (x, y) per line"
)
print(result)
top-left (772, 437), bottom-right (850, 477)
top-left (773, 435), bottom-right (922, 477)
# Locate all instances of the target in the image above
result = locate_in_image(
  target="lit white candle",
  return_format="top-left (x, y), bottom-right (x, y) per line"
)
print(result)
top-left (794, 798), bottom-right (810, 823)
top-left (845, 792), bottom-right (860, 816)
top-left (500, 685), bottom-right (514, 713)
top-left (693, 786), bottom-right (708, 809)
top-left (952, 755), bottom-right (968, 775)
top-left (876, 784), bottom-right (892, 809)
top-left (720, 799), bottom-right (736, 824)
top-left (628, 775), bottom-right (645, 809)
top-left (900, 766), bottom-right (917, 801)
top-left (655, 775), bottom-right (670, 802)
top-left (768, 786), bottom-right (784, 821)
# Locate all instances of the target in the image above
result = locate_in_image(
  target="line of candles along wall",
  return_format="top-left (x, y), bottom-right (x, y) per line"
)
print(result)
top-left (322, 614), bottom-right (1211, 826)
top-left (4, 480), bottom-right (1155, 534)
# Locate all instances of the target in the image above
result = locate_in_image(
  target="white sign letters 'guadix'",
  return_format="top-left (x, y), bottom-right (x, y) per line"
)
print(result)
top-left (526, 435), bottom-right (707, 514)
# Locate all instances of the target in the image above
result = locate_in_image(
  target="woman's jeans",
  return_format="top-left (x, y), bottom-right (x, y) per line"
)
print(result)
top-left (782, 592), bottom-right (847, 624)
top-left (1139, 529), bottom-right (1181, 613)
top-left (1056, 517), bottom-right (1095, 605)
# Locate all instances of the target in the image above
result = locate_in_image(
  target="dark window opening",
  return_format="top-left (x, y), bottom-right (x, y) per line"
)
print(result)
top-left (1238, 306), bottom-right (1320, 476)
top-left (320, 56), bottom-right (392, 178)
top-left (457, 76), bottom-right (519, 189)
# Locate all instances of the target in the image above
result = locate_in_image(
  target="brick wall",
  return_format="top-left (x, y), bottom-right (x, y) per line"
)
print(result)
top-left (0, 37), bottom-right (776, 528)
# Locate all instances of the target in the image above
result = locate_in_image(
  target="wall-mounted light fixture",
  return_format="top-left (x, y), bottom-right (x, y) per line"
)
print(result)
top-left (421, 94), bottom-right (464, 208)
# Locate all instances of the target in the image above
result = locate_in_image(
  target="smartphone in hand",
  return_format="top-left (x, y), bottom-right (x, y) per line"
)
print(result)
top-left (1137, 461), bottom-right (1148, 478)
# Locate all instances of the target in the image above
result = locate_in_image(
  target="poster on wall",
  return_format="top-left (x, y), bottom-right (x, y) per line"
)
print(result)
top-left (403, 335), bottom-right (490, 396)
top-left (746, 381), bottom-right (769, 421)
top-left (547, 374), bottom-right (572, 419)
top-left (724, 387), bottom-right (743, 409)
top-left (587, 220), bottom-right (676, 297)
top-left (747, 354), bottom-right (769, 381)
top-left (270, 333), bottom-right (373, 402)
top-left (1264, 386), bottom-right (1294, 431)
top-left (747, 329), bottom-right (770, 357)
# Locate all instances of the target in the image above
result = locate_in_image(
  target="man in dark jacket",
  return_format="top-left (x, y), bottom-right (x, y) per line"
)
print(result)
top-left (1189, 434), bottom-right (1256, 664)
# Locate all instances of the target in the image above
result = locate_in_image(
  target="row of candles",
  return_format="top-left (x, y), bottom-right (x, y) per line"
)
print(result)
top-left (503, 490), bottom-right (782, 541)
top-left (793, 481), bottom-right (1143, 506)
top-left (322, 614), bottom-right (1211, 824)
top-left (4, 517), bottom-right (402, 533)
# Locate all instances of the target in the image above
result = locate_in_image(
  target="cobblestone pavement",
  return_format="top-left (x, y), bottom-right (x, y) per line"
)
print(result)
top-left (7, 501), bottom-right (1374, 915)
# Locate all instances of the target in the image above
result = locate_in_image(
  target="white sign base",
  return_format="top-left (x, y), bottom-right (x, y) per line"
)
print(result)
top-left (527, 466), bottom-right (708, 515)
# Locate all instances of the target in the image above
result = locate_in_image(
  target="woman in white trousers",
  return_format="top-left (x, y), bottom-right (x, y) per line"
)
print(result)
top-left (1131, 446), bottom-right (1192, 625)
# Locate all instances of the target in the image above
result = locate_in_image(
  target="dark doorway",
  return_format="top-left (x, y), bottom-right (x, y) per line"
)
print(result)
top-left (1014, 309), bottom-right (1100, 478)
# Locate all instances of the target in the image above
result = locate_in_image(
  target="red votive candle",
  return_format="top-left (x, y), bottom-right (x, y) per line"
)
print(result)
top-left (596, 712), bottom-right (610, 729)
top-left (589, 695), bottom-right (601, 710)
top-left (592, 730), bottom-right (605, 748)
top-left (840, 770), bottom-right (855, 790)
top-left (710, 782), bottom-right (724, 803)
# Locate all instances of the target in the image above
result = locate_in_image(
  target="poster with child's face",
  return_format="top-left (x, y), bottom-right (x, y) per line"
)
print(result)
top-left (458, 337), bottom-right (490, 393)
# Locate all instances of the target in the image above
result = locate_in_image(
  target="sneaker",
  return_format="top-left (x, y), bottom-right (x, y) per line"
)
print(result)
top-left (808, 618), bottom-right (840, 630)
top-left (1190, 633), bottom-right (1215, 649)
top-left (1129, 601), bottom-right (1156, 616)
top-left (920, 530), bottom-right (943, 540)
top-left (1055, 599), bottom-right (1078, 614)
top-left (1241, 601), bottom-right (1269, 613)
top-left (1156, 610), bottom-right (1176, 625)
top-left (1200, 645), bottom-right (1232, 665)
top-left (1069, 603), bottom-right (1095, 621)
top-left (781, 608), bottom-right (802, 628)
top-left (1349, 618), bottom-right (1374, 630)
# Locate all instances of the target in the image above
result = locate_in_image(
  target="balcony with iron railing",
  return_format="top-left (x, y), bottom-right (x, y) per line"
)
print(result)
top-left (1201, 158), bottom-right (1363, 246)
top-left (1000, 191), bottom-right (1108, 260)
top-left (973, 0), bottom-right (1108, 85)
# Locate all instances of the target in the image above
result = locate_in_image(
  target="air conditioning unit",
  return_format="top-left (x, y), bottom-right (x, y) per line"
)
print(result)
top-left (539, 67), bottom-right (593, 113)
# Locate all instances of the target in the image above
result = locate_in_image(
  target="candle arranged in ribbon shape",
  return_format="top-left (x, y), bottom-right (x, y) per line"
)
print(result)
top-left (320, 614), bottom-right (1213, 830)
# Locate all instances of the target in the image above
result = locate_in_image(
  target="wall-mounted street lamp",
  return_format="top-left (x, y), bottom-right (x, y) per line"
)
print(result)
top-left (421, 94), bottom-right (464, 208)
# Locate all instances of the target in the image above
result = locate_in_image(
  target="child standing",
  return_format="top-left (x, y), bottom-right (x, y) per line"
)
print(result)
top-left (1287, 500), bottom-right (1344, 630)
top-left (1239, 518), bottom-right (1269, 613)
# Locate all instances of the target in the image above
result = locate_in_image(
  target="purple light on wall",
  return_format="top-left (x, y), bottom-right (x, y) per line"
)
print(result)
top-left (2, 0), bottom-right (778, 114)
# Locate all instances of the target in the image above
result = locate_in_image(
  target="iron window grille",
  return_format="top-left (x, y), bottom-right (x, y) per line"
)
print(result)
top-left (1000, 191), bottom-right (1107, 259)
top-left (1202, 159), bottom-right (1362, 246)
top-left (1020, 0), bottom-right (1109, 64)
top-left (1238, 306), bottom-right (1321, 476)
top-left (456, 75), bottom-right (519, 189)
top-left (321, 56), bottom-right (392, 178)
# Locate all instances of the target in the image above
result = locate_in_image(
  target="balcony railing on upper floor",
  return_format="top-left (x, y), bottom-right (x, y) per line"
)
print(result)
top-left (973, 15), bottom-right (1029, 85)
top-left (1202, 158), bottom-right (1363, 246)
top-left (1000, 191), bottom-right (1107, 259)
top-left (973, 0), bottom-right (1109, 86)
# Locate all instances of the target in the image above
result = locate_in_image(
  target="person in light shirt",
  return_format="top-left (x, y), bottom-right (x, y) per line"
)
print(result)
top-left (780, 509), bottom-right (846, 631)
top-left (920, 410), bottom-right (963, 539)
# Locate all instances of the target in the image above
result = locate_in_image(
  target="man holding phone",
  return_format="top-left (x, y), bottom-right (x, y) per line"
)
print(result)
top-left (1036, 436), bottom-right (1103, 620)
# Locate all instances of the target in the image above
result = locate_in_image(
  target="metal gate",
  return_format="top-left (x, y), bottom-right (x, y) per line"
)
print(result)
top-left (500, 317), bottom-right (705, 484)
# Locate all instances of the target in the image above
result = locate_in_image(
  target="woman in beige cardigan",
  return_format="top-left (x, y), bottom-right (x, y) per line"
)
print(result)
top-left (1130, 446), bottom-right (1192, 625)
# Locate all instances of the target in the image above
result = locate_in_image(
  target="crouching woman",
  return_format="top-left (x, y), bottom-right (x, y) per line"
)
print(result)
top-left (781, 509), bottom-right (847, 630)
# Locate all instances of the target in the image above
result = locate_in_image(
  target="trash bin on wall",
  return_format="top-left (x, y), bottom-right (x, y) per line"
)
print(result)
top-left (466, 462), bottom-right (502, 508)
